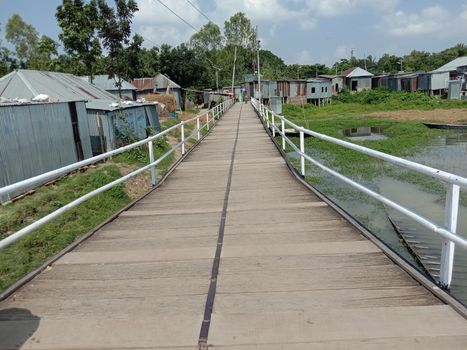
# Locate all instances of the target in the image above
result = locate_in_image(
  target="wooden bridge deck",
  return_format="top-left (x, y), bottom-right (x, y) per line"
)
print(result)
top-left (1, 103), bottom-right (467, 349)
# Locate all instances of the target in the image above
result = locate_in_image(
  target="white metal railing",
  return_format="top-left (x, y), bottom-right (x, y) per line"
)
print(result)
top-left (251, 98), bottom-right (467, 289)
top-left (0, 99), bottom-right (234, 250)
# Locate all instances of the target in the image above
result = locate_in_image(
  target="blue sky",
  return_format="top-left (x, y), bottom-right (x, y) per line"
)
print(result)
top-left (1, 0), bottom-right (466, 66)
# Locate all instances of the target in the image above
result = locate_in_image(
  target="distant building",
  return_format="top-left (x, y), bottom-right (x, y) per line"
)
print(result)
top-left (131, 77), bottom-right (156, 96)
top-left (341, 67), bottom-right (374, 92)
top-left (154, 73), bottom-right (183, 110)
top-left (132, 73), bottom-right (183, 110)
top-left (431, 57), bottom-right (467, 97)
top-left (307, 78), bottom-right (332, 105)
top-left (81, 75), bottom-right (137, 101)
top-left (320, 75), bottom-right (344, 95)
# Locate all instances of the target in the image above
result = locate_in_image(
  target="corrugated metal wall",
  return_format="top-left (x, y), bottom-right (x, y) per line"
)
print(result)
top-left (431, 72), bottom-right (450, 91)
top-left (86, 105), bottom-right (159, 152)
top-left (0, 102), bottom-right (92, 202)
top-left (307, 81), bottom-right (333, 99)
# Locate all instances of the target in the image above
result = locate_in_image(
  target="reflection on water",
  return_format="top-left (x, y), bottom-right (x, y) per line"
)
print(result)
top-left (288, 130), bottom-right (467, 305)
top-left (341, 126), bottom-right (388, 141)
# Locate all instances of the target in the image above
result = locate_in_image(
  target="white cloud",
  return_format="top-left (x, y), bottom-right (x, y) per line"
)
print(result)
top-left (381, 6), bottom-right (451, 37)
top-left (305, 0), bottom-right (398, 17)
top-left (214, 0), bottom-right (304, 23)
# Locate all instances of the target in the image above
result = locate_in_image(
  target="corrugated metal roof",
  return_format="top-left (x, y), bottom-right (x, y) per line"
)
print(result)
top-left (0, 70), bottom-right (116, 102)
top-left (154, 73), bottom-right (181, 89)
top-left (80, 75), bottom-right (137, 91)
top-left (342, 67), bottom-right (374, 78)
top-left (86, 99), bottom-right (157, 112)
top-left (432, 57), bottom-right (467, 73)
top-left (131, 77), bottom-right (155, 91)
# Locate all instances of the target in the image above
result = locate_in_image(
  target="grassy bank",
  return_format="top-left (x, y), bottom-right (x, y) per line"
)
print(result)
top-left (0, 133), bottom-right (177, 292)
top-left (0, 165), bottom-right (131, 290)
top-left (282, 91), bottom-right (466, 200)
top-left (285, 89), bottom-right (467, 123)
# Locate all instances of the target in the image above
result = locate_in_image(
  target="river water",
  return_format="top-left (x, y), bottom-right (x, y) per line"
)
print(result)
top-left (287, 129), bottom-right (467, 305)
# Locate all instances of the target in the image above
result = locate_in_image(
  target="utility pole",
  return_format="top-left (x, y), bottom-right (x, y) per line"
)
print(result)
top-left (231, 46), bottom-right (237, 100)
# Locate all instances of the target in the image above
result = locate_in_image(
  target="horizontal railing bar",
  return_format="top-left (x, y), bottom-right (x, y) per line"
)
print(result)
top-left (300, 151), bottom-right (467, 249)
top-left (0, 143), bottom-right (178, 250)
top-left (264, 106), bottom-right (467, 188)
top-left (0, 98), bottom-right (233, 250)
top-left (253, 99), bottom-right (467, 249)
top-left (0, 102), bottom-right (228, 199)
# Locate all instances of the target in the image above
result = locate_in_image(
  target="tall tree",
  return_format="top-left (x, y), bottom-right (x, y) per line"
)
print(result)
top-left (56, 0), bottom-right (102, 81)
top-left (0, 25), bottom-right (8, 76)
top-left (97, 0), bottom-right (140, 97)
top-left (190, 22), bottom-right (223, 52)
top-left (139, 46), bottom-right (160, 77)
top-left (224, 12), bottom-right (257, 50)
top-left (5, 14), bottom-right (39, 66)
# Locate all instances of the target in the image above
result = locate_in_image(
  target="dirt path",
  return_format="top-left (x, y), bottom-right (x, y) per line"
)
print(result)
top-left (370, 109), bottom-right (467, 123)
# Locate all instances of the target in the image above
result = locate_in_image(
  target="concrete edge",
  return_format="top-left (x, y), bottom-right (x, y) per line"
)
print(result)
top-left (0, 108), bottom-right (231, 302)
top-left (253, 105), bottom-right (467, 320)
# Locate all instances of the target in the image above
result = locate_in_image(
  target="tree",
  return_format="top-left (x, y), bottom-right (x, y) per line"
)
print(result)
top-left (224, 12), bottom-right (257, 50)
top-left (97, 0), bottom-right (140, 97)
top-left (28, 35), bottom-right (60, 71)
top-left (190, 22), bottom-right (223, 53)
top-left (160, 43), bottom-right (206, 88)
top-left (56, 0), bottom-right (102, 81)
top-left (377, 54), bottom-right (401, 74)
top-left (139, 46), bottom-right (160, 77)
top-left (257, 50), bottom-right (286, 80)
top-left (5, 14), bottom-right (39, 66)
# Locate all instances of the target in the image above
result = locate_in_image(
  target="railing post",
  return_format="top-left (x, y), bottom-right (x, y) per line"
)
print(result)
top-left (181, 124), bottom-right (185, 155)
top-left (197, 116), bottom-right (200, 140)
top-left (206, 112), bottom-right (210, 131)
top-left (281, 119), bottom-right (286, 150)
top-left (440, 183), bottom-right (460, 288)
top-left (272, 112), bottom-right (276, 137)
top-left (300, 130), bottom-right (305, 176)
top-left (148, 140), bottom-right (157, 186)
top-left (266, 109), bottom-right (270, 129)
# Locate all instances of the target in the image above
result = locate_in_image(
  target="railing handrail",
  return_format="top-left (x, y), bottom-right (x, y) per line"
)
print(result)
top-left (0, 101), bottom-right (230, 200)
top-left (0, 99), bottom-right (234, 250)
top-left (251, 98), bottom-right (467, 289)
top-left (260, 103), bottom-right (467, 189)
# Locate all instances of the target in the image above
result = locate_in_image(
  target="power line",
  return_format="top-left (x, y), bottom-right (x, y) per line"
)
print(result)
top-left (184, 0), bottom-right (212, 23)
top-left (152, 0), bottom-right (200, 33)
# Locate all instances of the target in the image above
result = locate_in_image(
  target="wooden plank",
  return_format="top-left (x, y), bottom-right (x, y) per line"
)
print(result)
top-left (1, 103), bottom-right (466, 350)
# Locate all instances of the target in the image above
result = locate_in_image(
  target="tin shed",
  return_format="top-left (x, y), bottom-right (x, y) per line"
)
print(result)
top-left (85, 101), bottom-right (160, 153)
top-left (307, 79), bottom-right (332, 105)
top-left (0, 70), bottom-right (160, 154)
top-left (154, 73), bottom-right (183, 110)
top-left (342, 67), bottom-right (373, 92)
top-left (0, 101), bottom-right (92, 202)
top-left (81, 75), bottom-right (137, 101)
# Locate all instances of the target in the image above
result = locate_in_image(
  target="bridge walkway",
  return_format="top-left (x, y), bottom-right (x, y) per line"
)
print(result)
top-left (1, 103), bottom-right (467, 349)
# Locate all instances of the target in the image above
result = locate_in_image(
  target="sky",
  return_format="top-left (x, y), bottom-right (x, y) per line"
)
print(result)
top-left (1, 0), bottom-right (467, 66)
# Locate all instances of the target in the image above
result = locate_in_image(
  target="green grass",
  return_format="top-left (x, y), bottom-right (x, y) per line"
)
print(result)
top-left (284, 89), bottom-right (467, 125)
top-left (0, 165), bottom-right (131, 290)
top-left (113, 136), bottom-right (175, 175)
top-left (282, 94), bottom-right (464, 200)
